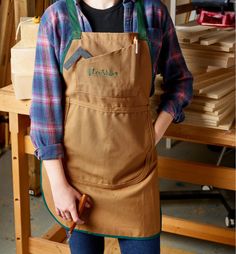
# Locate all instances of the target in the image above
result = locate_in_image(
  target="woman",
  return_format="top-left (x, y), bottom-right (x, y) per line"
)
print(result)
top-left (30, 0), bottom-right (193, 253)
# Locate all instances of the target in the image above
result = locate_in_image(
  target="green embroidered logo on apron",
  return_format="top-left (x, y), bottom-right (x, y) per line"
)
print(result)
top-left (88, 67), bottom-right (118, 77)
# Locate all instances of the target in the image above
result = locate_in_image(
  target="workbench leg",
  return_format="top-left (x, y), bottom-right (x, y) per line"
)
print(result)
top-left (9, 112), bottom-right (31, 254)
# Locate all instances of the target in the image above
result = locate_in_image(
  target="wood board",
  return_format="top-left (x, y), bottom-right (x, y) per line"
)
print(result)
top-left (193, 68), bottom-right (235, 89)
top-left (191, 92), bottom-right (235, 109)
top-left (197, 76), bottom-right (235, 93)
top-left (196, 82), bottom-right (234, 99)
top-left (176, 21), bottom-right (216, 38)
top-left (188, 99), bottom-right (233, 115)
top-left (184, 114), bottom-right (235, 130)
top-left (200, 30), bottom-right (235, 46)
top-left (185, 102), bottom-right (235, 122)
top-left (181, 42), bottom-right (234, 53)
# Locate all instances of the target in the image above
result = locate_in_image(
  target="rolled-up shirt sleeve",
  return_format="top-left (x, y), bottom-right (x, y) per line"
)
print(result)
top-left (156, 5), bottom-right (193, 123)
top-left (30, 16), bottom-right (64, 160)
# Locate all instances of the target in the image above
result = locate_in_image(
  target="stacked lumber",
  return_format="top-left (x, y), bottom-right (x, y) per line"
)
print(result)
top-left (176, 21), bottom-right (235, 75)
top-left (152, 67), bottom-right (235, 130)
top-left (185, 68), bottom-right (235, 130)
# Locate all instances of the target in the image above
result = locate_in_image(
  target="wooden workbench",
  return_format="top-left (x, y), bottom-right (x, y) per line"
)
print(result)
top-left (0, 85), bottom-right (235, 254)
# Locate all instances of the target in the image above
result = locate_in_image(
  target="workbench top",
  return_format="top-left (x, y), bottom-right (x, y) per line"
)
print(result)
top-left (0, 85), bottom-right (235, 147)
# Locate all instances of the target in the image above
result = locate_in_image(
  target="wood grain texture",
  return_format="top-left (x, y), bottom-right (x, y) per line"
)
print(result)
top-left (158, 156), bottom-right (235, 190)
top-left (29, 236), bottom-right (196, 254)
top-left (162, 216), bottom-right (235, 246)
top-left (9, 113), bottom-right (31, 254)
top-left (0, 0), bottom-right (15, 87)
top-left (184, 114), bottom-right (235, 130)
top-left (42, 224), bottom-right (67, 243)
top-left (165, 122), bottom-right (235, 147)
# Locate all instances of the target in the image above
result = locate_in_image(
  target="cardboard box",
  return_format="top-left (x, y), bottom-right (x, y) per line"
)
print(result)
top-left (11, 41), bottom-right (36, 99)
top-left (11, 73), bottom-right (33, 100)
top-left (11, 41), bottom-right (36, 74)
top-left (20, 17), bottom-right (39, 47)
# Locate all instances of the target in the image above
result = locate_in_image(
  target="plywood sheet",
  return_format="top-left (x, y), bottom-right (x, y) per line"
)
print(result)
top-left (184, 114), bottom-right (235, 130)
top-left (200, 30), bottom-right (235, 46)
top-left (176, 21), bottom-right (216, 38)
top-left (188, 98), bottom-right (233, 115)
top-left (186, 102), bottom-right (235, 122)
top-left (194, 75), bottom-right (235, 92)
top-left (192, 92), bottom-right (235, 109)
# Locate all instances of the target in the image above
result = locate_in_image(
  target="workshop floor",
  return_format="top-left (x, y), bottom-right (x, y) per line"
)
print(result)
top-left (0, 138), bottom-right (235, 254)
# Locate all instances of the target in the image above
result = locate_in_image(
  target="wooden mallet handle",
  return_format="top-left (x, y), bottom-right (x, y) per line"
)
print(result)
top-left (68, 194), bottom-right (88, 235)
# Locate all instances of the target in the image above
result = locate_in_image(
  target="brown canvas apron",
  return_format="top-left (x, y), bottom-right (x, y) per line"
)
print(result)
top-left (41, 0), bottom-right (161, 239)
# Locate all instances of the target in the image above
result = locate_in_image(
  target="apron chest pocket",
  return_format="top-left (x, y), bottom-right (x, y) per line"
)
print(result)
top-left (75, 44), bottom-right (140, 98)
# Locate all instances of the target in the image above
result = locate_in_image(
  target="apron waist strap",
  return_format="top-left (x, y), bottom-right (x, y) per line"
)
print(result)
top-left (68, 97), bottom-right (150, 113)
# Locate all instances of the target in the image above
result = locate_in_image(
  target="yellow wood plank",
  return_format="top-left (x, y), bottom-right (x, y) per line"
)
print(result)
top-left (194, 67), bottom-right (234, 83)
top-left (188, 98), bottom-right (233, 114)
top-left (29, 237), bottom-right (70, 254)
top-left (165, 123), bottom-right (235, 147)
top-left (28, 154), bottom-right (40, 196)
top-left (195, 76), bottom-right (235, 94)
top-left (162, 215), bottom-right (235, 246)
top-left (182, 47), bottom-right (235, 59)
top-left (158, 156), bottom-right (236, 190)
top-left (194, 72), bottom-right (235, 91)
top-left (184, 115), bottom-right (235, 131)
top-left (9, 113), bottom-right (31, 254)
top-left (181, 41), bottom-right (233, 52)
top-left (42, 224), bottom-right (67, 243)
top-left (185, 103), bottom-right (235, 122)
top-left (176, 21), bottom-right (216, 37)
top-left (29, 236), bottom-right (196, 254)
top-left (200, 31), bottom-right (235, 46)
top-left (191, 92), bottom-right (235, 109)
top-left (199, 84), bottom-right (235, 100)
top-left (0, 85), bottom-right (30, 115)
top-left (24, 135), bottom-right (35, 155)
top-left (218, 34), bottom-right (236, 47)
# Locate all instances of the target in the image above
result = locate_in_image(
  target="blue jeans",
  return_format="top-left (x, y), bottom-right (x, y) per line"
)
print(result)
top-left (68, 230), bottom-right (160, 254)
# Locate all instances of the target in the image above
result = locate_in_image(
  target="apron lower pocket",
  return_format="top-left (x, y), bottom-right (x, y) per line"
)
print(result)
top-left (63, 103), bottom-right (155, 188)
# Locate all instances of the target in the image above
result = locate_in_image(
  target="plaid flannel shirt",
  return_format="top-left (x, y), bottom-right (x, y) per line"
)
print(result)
top-left (30, 0), bottom-right (193, 160)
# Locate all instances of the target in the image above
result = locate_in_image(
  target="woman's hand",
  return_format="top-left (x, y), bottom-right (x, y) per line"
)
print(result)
top-left (153, 111), bottom-right (174, 145)
top-left (51, 181), bottom-right (85, 224)
top-left (43, 159), bottom-right (90, 224)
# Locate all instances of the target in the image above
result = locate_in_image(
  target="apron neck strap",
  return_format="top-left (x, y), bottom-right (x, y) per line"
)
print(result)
top-left (135, 0), bottom-right (148, 40)
top-left (66, 0), bottom-right (82, 39)
top-left (66, 0), bottom-right (148, 40)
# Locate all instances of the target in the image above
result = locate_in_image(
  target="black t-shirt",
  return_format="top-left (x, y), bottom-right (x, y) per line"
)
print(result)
top-left (80, 0), bottom-right (124, 32)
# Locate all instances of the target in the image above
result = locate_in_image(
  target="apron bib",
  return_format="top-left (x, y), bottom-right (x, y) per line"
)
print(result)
top-left (41, 0), bottom-right (161, 239)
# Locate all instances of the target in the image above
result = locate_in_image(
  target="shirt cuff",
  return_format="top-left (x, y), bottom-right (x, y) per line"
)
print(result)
top-left (157, 102), bottom-right (185, 124)
top-left (34, 143), bottom-right (64, 160)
